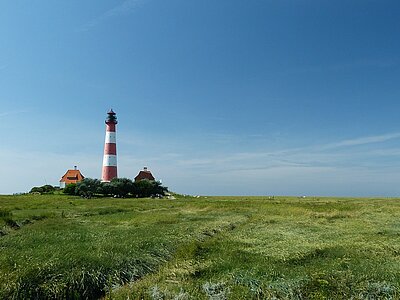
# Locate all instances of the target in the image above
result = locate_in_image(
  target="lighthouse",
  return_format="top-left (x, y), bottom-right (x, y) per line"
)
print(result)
top-left (101, 109), bottom-right (118, 182)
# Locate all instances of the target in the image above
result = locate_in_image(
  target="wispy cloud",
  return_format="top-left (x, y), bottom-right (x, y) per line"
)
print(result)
top-left (0, 110), bottom-right (28, 118)
top-left (318, 132), bottom-right (400, 150)
top-left (79, 0), bottom-right (143, 31)
top-left (171, 132), bottom-right (400, 176)
top-left (3, 131), bottom-right (400, 195)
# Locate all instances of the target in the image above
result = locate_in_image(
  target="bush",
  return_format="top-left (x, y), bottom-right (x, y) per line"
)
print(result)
top-left (75, 178), bottom-right (102, 199)
top-left (60, 178), bottom-right (168, 199)
top-left (110, 178), bottom-right (133, 198)
top-left (30, 185), bottom-right (55, 194)
top-left (63, 183), bottom-right (77, 195)
top-left (133, 180), bottom-right (167, 198)
top-left (99, 178), bottom-right (169, 198)
top-left (99, 182), bottom-right (114, 196)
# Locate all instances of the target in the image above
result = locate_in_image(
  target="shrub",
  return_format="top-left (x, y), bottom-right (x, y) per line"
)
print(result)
top-left (29, 185), bottom-right (55, 194)
top-left (133, 180), bottom-right (168, 198)
top-left (30, 187), bottom-right (44, 194)
top-left (42, 185), bottom-right (56, 193)
top-left (60, 177), bottom-right (168, 199)
top-left (100, 182), bottom-right (114, 196)
top-left (110, 178), bottom-right (134, 198)
top-left (99, 178), bottom-right (168, 198)
top-left (63, 183), bottom-right (77, 195)
top-left (75, 178), bottom-right (102, 199)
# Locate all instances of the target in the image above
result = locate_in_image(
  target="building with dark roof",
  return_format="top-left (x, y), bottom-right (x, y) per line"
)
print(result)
top-left (134, 167), bottom-right (155, 182)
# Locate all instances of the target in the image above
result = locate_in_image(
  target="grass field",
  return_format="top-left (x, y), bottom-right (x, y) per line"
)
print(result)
top-left (1, 194), bottom-right (400, 299)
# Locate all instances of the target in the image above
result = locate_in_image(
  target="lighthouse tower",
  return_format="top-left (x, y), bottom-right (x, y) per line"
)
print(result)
top-left (101, 109), bottom-right (118, 182)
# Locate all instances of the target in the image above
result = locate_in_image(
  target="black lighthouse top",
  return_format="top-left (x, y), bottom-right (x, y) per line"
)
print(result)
top-left (105, 109), bottom-right (118, 124)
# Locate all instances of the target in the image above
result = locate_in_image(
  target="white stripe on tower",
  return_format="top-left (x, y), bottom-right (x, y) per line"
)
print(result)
top-left (101, 109), bottom-right (118, 182)
top-left (103, 155), bottom-right (117, 166)
top-left (105, 132), bottom-right (116, 144)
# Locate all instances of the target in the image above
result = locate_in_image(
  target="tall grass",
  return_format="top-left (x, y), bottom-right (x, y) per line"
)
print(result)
top-left (1, 195), bottom-right (400, 299)
top-left (112, 197), bottom-right (400, 299)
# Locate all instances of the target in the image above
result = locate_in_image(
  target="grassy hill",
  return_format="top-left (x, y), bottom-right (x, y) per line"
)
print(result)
top-left (1, 194), bottom-right (400, 299)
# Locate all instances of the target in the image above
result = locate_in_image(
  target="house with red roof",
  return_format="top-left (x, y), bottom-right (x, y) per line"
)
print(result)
top-left (60, 166), bottom-right (84, 188)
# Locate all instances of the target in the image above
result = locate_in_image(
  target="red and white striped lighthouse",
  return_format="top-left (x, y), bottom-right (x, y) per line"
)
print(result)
top-left (101, 109), bottom-right (118, 182)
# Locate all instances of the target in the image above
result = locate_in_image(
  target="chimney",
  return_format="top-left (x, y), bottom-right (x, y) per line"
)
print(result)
top-left (74, 166), bottom-right (77, 170)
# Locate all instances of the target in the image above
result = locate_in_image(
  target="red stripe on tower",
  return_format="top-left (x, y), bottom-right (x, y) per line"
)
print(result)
top-left (101, 109), bottom-right (118, 182)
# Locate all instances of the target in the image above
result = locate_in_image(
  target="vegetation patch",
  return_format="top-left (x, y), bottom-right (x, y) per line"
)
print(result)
top-left (98, 208), bottom-right (128, 215)
top-left (0, 209), bottom-right (12, 219)
top-left (63, 178), bottom-right (168, 199)
top-left (1, 195), bottom-right (400, 299)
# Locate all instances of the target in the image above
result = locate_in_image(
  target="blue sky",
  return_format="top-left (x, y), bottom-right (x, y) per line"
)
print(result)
top-left (1, 0), bottom-right (400, 196)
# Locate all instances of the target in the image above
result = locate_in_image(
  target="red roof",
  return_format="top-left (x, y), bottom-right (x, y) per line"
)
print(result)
top-left (134, 168), bottom-right (155, 182)
top-left (60, 169), bottom-right (84, 184)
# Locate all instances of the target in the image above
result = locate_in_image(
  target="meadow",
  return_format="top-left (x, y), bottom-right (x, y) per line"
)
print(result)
top-left (1, 194), bottom-right (400, 299)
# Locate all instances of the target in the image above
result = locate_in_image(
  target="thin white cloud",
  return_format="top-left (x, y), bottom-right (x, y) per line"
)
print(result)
top-left (171, 132), bottom-right (400, 175)
top-left (3, 131), bottom-right (400, 195)
top-left (318, 132), bottom-right (400, 150)
top-left (103, 0), bottom-right (142, 17)
top-left (79, 0), bottom-right (143, 31)
top-left (0, 110), bottom-right (28, 118)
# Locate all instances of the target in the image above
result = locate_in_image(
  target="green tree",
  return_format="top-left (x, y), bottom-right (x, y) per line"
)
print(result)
top-left (133, 180), bottom-right (168, 198)
top-left (110, 178), bottom-right (133, 198)
top-left (75, 178), bottom-right (101, 199)
top-left (100, 182), bottom-right (114, 197)
top-left (152, 181), bottom-right (168, 196)
top-left (30, 187), bottom-right (43, 194)
top-left (42, 185), bottom-right (55, 193)
top-left (29, 185), bottom-right (55, 194)
top-left (63, 183), bottom-right (77, 195)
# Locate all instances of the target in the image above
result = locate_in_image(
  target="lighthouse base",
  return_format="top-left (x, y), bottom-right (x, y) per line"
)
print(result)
top-left (102, 166), bottom-right (117, 182)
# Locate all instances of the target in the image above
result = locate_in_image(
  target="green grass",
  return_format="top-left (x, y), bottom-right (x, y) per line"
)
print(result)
top-left (1, 194), bottom-right (400, 299)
